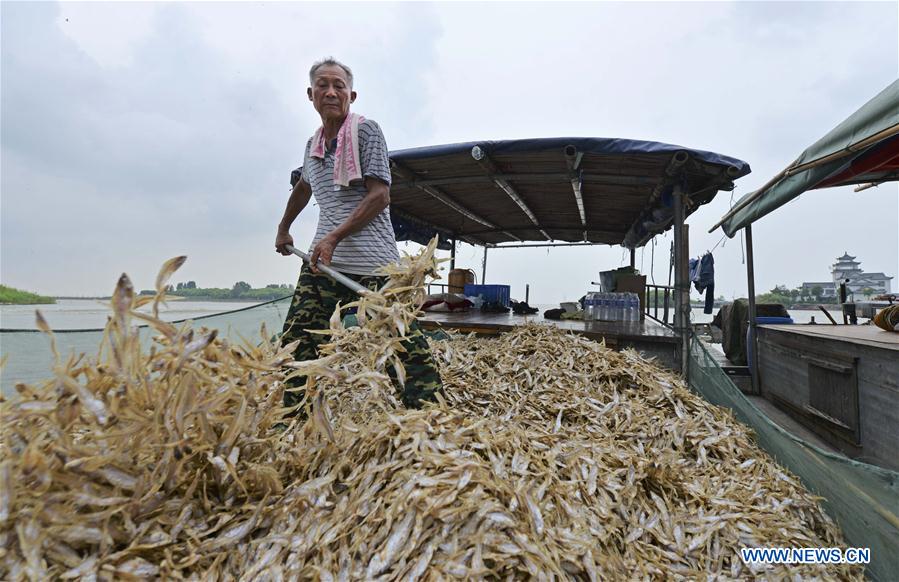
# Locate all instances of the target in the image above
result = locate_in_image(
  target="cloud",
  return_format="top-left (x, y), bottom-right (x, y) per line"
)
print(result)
top-left (2, 2), bottom-right (442, 295)
top-left (1, 1), bottom-right (896, 303)
top-left (419, 1), bottom-right (898, 301)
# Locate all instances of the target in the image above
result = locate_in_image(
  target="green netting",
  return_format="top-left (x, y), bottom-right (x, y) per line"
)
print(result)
top-left (689, 336), bottom-right (899, 581)
top-left (1, 298), bottom-right (292, 395)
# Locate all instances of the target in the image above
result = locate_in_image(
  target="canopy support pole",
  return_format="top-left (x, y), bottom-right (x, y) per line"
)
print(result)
top-left (630, 248), bottom-right (636, 269)
top-left (450, 236), bottom-right (457, 270)
top-left (490, 242), bottom-right (603, 249)
top-left (481, 246), bottom-right (488, 283)
top-left (393, 172), bottom-right (660, 189)
top-left (390, 161), bottom-right (521, 242)
top-left (564, 145), bottom-right (588, 241)
top-left (673, 185), bottom-right (690, 378)
top-left (746, 224), bottom-right (760, 395)
top-left (471, 146), bottom-right (551, 241)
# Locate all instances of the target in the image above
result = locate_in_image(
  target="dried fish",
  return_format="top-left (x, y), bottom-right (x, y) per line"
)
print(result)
top-left (0, 242), bottom-right (861, 581)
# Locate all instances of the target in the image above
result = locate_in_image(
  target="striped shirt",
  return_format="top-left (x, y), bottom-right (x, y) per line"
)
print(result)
top-left (301, 119), bottom-right (399, 275)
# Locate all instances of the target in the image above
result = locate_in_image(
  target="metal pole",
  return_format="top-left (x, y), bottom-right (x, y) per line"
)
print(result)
top-left (490, 242), bottom-right (602, 249)
top-left (673, 185), bottom-right (690, 378)
top-left (450, 236), bottom-right (457, 270)
top-left (525, 284), bottom-right (530, 304)
top-left (630, 248), bottom-right (636, 269)
top-left (839, 281), bottom-right (849, 324)
top-left (481, 246), bottom-right (488, 284)
top-left (681, 223), bottom-right (690, 376)
top-left (746, 225), bottom-right (760, 395)
top-left (285, 245), bottom-right (368, 295)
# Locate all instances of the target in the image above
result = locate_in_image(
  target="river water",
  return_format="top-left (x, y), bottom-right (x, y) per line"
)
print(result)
top-left (0, 299), bottom-right (270, 330)
top-left (1, 299), bottom-right (852, 330)
top-left (1, 298), bottom-right (293, 395)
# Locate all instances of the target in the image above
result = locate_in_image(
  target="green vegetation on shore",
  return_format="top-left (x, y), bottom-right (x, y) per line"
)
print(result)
top-left (0, 285), bottom-right (57, 305)
top-left (754, 284), bottom-right (856, 307)
top-left (138, 281), bottom-right (293, 302)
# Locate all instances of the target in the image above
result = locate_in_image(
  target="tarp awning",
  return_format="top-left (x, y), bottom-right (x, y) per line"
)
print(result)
top-left (717, 79), bottom-right (899, 237)
top-left (382, 137), bottom-right (749, 248)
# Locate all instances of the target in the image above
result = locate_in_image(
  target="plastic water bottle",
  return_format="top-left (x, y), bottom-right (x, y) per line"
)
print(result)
top-left (599, 293), bottom-right (608, 321)
top-left (584, 293), bottom-right (594, 320)
top-left (632, 293), bottom-right (640, 322)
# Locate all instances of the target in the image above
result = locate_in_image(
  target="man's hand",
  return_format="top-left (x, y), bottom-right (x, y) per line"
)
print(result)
top-left (309, 234), bottom-right (338, 273)
top-left (275, 231), bottom-right (294, 256)
top-left (276, 178), bottom-right (312, 256)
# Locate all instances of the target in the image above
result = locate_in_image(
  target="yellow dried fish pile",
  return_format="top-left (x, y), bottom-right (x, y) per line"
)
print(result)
top-left (1, 243), bottom-right (861, 580)
top-left (428, 328), bottom-right (860, 579)
top-left (1, 257), bottom-right (298, 579)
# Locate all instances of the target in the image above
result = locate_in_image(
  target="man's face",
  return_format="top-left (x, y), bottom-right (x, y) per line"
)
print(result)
top-left (308, 65), bottom-right (356, 123)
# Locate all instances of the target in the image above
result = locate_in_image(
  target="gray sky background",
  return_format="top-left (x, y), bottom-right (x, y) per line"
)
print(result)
top-left (2, 1), bottom-right (897, 304)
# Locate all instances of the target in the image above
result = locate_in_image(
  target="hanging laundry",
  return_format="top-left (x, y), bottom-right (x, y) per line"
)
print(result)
top-left (689, 252), bottom-right (715, 314)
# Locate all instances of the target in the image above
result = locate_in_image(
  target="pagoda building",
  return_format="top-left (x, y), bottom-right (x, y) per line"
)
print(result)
top-left (830, 252), bottom-right (893, 296)
top-left (800, 253), bottom-right (893, 299)
top-left (831, 253), bottom-right (864, 286)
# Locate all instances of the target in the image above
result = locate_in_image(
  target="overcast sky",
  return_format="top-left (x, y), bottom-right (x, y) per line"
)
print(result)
top-left (2, 1), bottom-right (897, 305)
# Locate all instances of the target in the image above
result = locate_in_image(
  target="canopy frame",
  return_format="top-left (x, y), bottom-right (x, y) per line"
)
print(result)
top-left (387, 136), bottom-right (749, 248)
top-left (471, 145), bottom-right (551, 241)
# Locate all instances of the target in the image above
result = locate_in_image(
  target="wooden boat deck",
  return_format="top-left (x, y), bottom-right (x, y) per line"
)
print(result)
top-left (701, 342), bottom-right (752, 392)
top-left (761, 323), bottom-right (899, 351)
top-left (420, 305), bottom-right (676, 342)
top-left (756, 323), bottom-right (898, 471)
top-left (745, 395), bottom-right (842, 456)
top-left (420, 305), bottom-right (680, 369)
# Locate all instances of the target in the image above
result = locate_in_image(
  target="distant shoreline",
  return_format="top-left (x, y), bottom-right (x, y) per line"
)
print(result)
top-left (51, 296), bottom-right (278, 303)
top-left (689, 302), bottom-right (841, 310)
top-left (0, 285), bottom-right (57, 305)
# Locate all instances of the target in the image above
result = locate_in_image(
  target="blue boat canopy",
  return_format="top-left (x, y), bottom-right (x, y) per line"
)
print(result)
top-left (384, 136), bottom-right (749, 248)
top-left (715, 79), bottom-right (899, 237)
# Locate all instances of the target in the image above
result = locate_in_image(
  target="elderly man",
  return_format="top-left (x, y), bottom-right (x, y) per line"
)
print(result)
top-left (276, 57), bottom-right (441, 409)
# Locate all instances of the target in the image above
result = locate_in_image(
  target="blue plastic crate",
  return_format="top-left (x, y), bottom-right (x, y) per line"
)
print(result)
top-left (464, 284), bottom-right (511, 307)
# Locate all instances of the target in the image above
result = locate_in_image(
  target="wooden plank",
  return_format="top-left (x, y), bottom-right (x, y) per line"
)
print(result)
top-left (854, 348), bottom-right (899, 471)
top-left (761, 324), bottom-right (899, 350)
top-left (745, 395), bottom-right (842, 456)
top-left (757, 327), bottom-right (898, 470)
top-left (807, 359), bottom-right (860, 444)
top-left (419, 305), bottom-right (677, 345)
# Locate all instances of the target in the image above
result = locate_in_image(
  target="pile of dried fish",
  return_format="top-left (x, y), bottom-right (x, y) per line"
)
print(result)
top-left (1, 242), bottom-right (861, 580)
top-left (1, 257), bottom-right (296, 579)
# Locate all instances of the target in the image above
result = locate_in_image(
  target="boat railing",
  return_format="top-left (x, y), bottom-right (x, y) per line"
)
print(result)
top-left (645, 284), bottom-right (675, 328)
top-left (426, 282), bottom-right (450, 295)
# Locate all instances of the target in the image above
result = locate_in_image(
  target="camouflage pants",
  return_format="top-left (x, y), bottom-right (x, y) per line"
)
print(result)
top-left (281, 265), bottom-right (442, 409)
